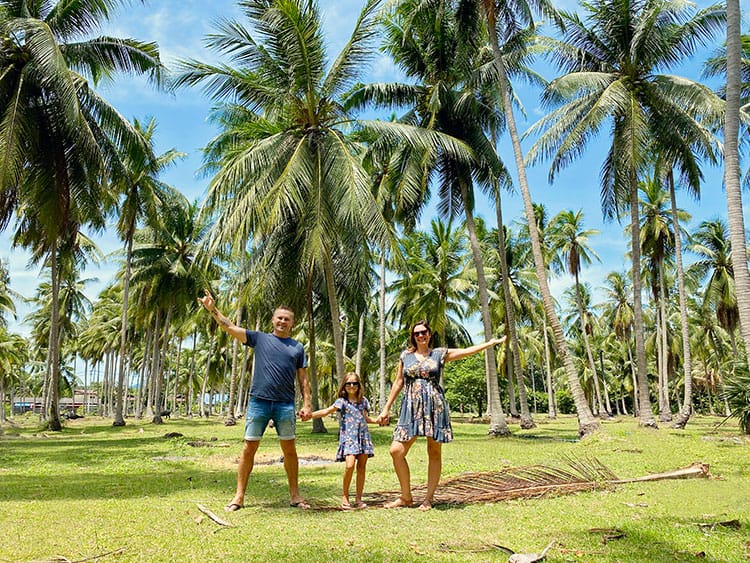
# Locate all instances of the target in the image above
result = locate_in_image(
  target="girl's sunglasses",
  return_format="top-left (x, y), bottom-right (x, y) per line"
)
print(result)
top-left (345, 382), bottom-right (360, 387)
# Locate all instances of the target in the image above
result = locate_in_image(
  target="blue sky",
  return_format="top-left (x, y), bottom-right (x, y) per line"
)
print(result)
top-left (1, 0), bottom-right (748, 337)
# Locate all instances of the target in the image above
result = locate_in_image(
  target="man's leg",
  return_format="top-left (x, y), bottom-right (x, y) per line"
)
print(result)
top-left (228, 439), bottom-right (260, 510)
top-left (279, 438), bottom-right (308, 507)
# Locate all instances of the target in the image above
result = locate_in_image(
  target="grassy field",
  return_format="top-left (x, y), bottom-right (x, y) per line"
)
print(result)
top-left (1, 413), bottom-right (748, 562)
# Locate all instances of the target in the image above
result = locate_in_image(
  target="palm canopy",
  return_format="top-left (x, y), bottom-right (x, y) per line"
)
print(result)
top-left (526, 0), bottom-right (725, 217)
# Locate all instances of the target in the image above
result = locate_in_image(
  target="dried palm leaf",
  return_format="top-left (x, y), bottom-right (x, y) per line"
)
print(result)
top-left (362, 458), bottom-right (710, 507)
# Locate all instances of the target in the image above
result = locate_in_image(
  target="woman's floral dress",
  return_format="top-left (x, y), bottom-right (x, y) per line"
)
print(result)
top-left (392, 347), bottom-right (453, 443)
top-left (333, 397), bottom-right (375, 461)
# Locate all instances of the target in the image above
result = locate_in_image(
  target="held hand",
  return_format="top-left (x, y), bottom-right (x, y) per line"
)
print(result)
top-left (376, 411), bottom-right (390, 426)
top-left (298, 406), bottom-right (312, 421)
top-left (197, 289), bottom-right (215, 312)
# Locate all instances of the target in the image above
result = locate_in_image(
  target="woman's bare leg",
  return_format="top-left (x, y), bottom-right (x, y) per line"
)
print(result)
top-left (384, 437), bottom-right (416, 508)
top-left (419, 437), bottom-right (442, 511)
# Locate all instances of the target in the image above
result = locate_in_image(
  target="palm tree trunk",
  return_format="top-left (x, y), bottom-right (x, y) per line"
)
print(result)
top-left (113, 235), bottom-right (134, 426)
top-left (356, 312), bottom-right (365, 375)
top-left (658, 261), bottom-right (671, 422)
top-left (629, 171), bottom-right (658, 428)
top-left (48, 243), bottom-right (63, 431)
top-left (494, 184), bottom-right (533, 428)
top-left (188, 327), bottom-right (197, 418)
top-left (723, 0), bottom-right (750, 357)
top-left (461, 183), bottom-right (512, 435)
top-left (323, 256), bottom-right (346, 384)
top-left (575, 272), bottom-right (606, 418)
top-left (379, 252), bottom-right (387, 410)
top-left (145, 311), bottom-right (160, 418)
top-left (307, 275), bottom-right (326, 434)
top-left (543, 317), bottom-right (556, 419)
top-left (484, 24), bottom-right (597, 435)
top-left (225, 306), bottom-right (241, 426)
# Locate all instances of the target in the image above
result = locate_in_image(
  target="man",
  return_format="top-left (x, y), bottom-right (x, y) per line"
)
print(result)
top-left (197, 290), bottom-right (312, 511)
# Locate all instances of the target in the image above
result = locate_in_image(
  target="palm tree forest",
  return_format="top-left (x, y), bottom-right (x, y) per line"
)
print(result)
top-left (1, 0), bottom-right (749, 439)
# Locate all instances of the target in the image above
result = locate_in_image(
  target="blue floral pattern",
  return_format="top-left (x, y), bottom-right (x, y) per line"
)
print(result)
top-left (393, 347), bottom-right (453, 443)
top-left (333, 397), bottom-right (375, 461)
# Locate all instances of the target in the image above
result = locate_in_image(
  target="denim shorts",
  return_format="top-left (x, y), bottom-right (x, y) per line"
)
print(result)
top-left (245, 397), bottom-right (296, 441)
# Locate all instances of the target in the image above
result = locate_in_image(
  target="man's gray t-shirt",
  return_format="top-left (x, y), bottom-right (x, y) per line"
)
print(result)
top-left (244, 329), bottom-right (307, 403)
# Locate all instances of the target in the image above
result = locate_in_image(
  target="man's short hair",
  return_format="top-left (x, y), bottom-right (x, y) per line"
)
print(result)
top-left (275, 305), bottom-right (295, 319)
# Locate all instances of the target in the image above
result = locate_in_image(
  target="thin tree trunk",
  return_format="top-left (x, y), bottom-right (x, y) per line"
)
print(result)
top-left (225, 306), bottom-right (241, 426)
top-left (575, 272), bottom-right (606, 418)
top-left (113, 235), bottom-right (134, 426)
top-left (379, 252), bottom-right (387, 410)
top-left (629, 171), bottom-right (658, 428)
top-left (462, 182), bottom-right (512, 435)
top-left (485, 28), bottom-right (598, 436)
top-left (494, 185), bottom-right (533, 428)
top-left (722, 0), bottom-right (750, 358)
top-left (324, 256), bottom-right (346, 384)
top-left (145, 312), bottom-right (160, 418)
top-left (355, 312), bottom-right (365, 376)
top-left (543, 317), bottom-right (556, 419)
top-left (307, 275), bottom-right (326, 434)
top-left (47, 244), bottom-right (63, 431)
top-left (658, 261), bottom-right (671, 422)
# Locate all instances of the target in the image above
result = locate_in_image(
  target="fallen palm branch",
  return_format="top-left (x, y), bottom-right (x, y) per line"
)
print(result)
top-left (361, 458), bottom-right (710, 507)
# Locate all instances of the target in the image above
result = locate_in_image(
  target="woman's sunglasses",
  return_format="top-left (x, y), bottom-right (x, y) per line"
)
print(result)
top-left (413, 330), bottom-right (429, 337)
top-left (345, 382), bottom-right (360, 387)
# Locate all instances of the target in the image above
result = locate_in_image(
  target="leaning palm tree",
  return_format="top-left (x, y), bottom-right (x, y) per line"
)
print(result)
top-left (551, 209), bottom-right (606, 417)
top-left (471, 0), bottom-right (599, 436)
top-left (526, 0), bottom-right (724, 429)
top-left (0, 0), bottom-right (163, 430)
top-left (351, 0), bottom-right (514, 434)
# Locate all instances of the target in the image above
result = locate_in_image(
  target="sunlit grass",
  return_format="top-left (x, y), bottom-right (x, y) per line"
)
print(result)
top-left (1, 414), bottom-right (748, 562)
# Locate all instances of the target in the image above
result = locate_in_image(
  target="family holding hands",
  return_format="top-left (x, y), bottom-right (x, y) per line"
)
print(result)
top-left (197, 290), bottom-right (505, 512)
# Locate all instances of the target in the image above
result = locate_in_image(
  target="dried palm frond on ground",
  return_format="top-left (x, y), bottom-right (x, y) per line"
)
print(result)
top-left (356, 458), bottom-right (710, 508)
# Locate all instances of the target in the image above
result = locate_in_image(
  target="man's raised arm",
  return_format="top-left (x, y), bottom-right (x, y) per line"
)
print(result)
top-left (197, 290), bottom-right (247, 344)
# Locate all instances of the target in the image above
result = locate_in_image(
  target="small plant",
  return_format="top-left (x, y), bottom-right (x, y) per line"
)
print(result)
top-left (722, 367), bottom-right (750, 434)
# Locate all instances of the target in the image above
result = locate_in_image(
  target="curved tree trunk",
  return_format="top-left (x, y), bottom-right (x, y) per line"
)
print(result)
top-left (486, 35), bottom-right (598, 436)
top-left (494, 185), bottom-right (534, 428)
top-left (461, 183), bottom-right (511, 436)
top-left (575, 272), bottom-right (606, 418)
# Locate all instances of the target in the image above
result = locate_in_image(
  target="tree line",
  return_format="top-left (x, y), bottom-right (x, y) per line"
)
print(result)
top-left (0, 0), bottom-right (748, 435)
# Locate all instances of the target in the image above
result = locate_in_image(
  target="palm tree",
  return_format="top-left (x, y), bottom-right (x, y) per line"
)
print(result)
top-left (353, 0), bottom-right (513, 435)
top-left (176, 0), bottom-right (457, 388)
top-left (472, 0), bottom-right (599, 436)
top-left (527, 0), bottom-right (724, 429)
top-left (551, 209), bottom-right (606, 417)
top-left (111, 117), bottom-right (184, 426)
top-left (0, 0), bottom-right (163, 430)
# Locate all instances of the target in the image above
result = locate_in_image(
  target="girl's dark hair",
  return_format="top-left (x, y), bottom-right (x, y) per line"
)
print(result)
top-left (408, 319), bottom-right (432, 351)
top-left (337, 372), bottom-right (364, 402)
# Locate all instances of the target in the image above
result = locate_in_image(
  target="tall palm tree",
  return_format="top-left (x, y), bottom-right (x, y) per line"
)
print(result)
top-left (0, 0), bottom-right (163, 430)
top-left (551, 209), bottom-right (605, 417)
top-left (177, 0), bottom-right (456, 386)
top-left (473, 0), bottom-right (599, 436)
top-left (111, 117), bottom-right (184, 426)
top-left (527, 0), bottom-right (724, 429)
top-left (353, 0), bottom-right (512, 435)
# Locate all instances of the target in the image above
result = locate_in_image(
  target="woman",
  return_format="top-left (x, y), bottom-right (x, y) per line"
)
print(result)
top-left (377, 320), bottom-right (505, 510)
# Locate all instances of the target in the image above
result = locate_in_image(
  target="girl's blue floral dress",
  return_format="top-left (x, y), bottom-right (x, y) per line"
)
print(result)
top-left (333, 397), bottom-right (375, 461)
top-left (393, 347), bottom-right (453, 443)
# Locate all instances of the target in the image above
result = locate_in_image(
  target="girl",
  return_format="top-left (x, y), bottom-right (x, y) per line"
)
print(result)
top-left (310, 372), bottom-right (376, 509)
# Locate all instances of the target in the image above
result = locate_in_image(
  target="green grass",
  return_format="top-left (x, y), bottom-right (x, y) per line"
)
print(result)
top-left (1, 414), bottom-right (748, 562)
